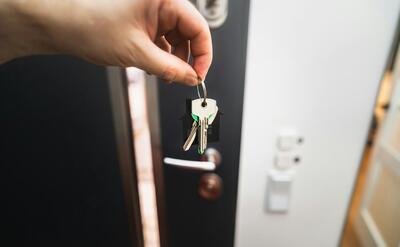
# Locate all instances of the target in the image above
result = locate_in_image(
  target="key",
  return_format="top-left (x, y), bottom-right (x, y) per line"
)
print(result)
top-left (183, 120), bottom-right (199, 151)
top-left (192, 98), bottom-right (218, 154)
top-left (198, 117), bottom-right (207, 154)
top-left (200, 106), bottom-right (218, 151)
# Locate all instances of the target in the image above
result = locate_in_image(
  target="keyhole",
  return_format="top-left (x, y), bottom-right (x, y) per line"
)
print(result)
top-left (206, 0), bottom-right (218, 9)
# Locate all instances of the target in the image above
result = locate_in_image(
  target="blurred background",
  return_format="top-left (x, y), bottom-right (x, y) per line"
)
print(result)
top-left (0, 0), bottom-right (399, 247)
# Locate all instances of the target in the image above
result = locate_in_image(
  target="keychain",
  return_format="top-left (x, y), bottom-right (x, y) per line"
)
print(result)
top-left (182, 80), bottom-right (220, 154)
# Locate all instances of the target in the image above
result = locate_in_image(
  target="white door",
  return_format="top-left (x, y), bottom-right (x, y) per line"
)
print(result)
top-left (235, 0), bottom-right (400, 246)
top-left (353, 45), bottom-right (400, 247)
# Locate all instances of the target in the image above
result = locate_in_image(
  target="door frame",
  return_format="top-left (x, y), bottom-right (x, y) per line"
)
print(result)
top-left (107, 67), bottom-right (145, 247)
top-left (353, 43), bottom-right (400, 247)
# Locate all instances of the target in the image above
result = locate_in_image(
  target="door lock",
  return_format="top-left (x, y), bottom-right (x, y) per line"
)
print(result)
top-left (196, 0), bottom-right (228, 28)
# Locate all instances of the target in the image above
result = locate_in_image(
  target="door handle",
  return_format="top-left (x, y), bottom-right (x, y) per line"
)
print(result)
top-left (163, 157), bottom-right (216, 171)
top-left (164, 148), bottom-right (222, 171)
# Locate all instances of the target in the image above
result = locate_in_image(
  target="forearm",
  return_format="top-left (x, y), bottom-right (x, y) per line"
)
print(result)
top-left (0, 0), bottom-right (212, 85)
top-left (0, 0), bottom-right (72, 63)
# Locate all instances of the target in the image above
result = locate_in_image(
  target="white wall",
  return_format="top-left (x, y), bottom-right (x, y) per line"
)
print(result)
top-left (235, 1), bottom-right (400, 246)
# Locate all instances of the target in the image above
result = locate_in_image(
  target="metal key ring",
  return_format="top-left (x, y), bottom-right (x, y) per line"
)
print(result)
top-left (196, 80), bottom-right (208, 106)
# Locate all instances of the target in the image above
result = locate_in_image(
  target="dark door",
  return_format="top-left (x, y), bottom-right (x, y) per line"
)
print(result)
top-left (0, 57), bottom-right (143, 247)
top-left (156, 1), bottom-right (251, 246)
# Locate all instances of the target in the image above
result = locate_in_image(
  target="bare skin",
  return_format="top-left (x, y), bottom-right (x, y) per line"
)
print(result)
top-left (0, 0), bottom-right (213, 85)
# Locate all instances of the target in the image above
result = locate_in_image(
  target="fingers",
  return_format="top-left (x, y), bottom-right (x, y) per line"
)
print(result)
top-left (175, 0), bottom-right (213, 80)
top-left (158, 0), bottom-right (213, 81)
top-left (138, 35), bottom-right (198, 85)
top-left (139, 0), bottom-right (212, 84)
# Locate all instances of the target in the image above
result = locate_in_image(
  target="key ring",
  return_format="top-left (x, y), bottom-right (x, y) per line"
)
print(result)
top-left (196, 80), bottom-right (208, 107)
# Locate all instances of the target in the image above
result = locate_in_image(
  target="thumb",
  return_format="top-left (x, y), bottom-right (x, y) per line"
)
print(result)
top-left (138, 38), bottom-right (199, 86)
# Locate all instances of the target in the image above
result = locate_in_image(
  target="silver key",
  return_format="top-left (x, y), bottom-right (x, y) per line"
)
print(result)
top-left (183, 120), bottom-right (198, 151)
top-left (198, 118), bottom-right (207, 154)
top-left (192, 98), bottom-right (218, 154)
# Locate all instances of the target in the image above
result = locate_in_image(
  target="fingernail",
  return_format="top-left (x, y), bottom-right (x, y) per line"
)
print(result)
top-left (185, 74), bottom-right (199, 86)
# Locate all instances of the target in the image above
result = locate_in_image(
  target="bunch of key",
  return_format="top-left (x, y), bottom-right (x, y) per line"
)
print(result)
top-left (183, 98), bottom-right (219, 154)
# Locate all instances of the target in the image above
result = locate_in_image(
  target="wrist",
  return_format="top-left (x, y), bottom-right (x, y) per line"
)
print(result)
top-left (0, 0), bottom-right (58, 63)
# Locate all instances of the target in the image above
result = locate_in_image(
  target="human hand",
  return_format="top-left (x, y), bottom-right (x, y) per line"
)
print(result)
top-left (0, 0), bottom-right (213, 85)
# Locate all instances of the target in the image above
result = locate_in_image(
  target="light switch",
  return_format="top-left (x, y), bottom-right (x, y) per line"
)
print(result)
top-left (266, 169), bottom-right (295, 213)
top-left (275, 154), bottom-right (293, 170)
top-left (277, 132), bottom-right (303, 151)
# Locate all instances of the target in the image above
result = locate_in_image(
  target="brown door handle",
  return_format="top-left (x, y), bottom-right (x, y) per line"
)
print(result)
top-left (199, 173), bottom-right (223, 201)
